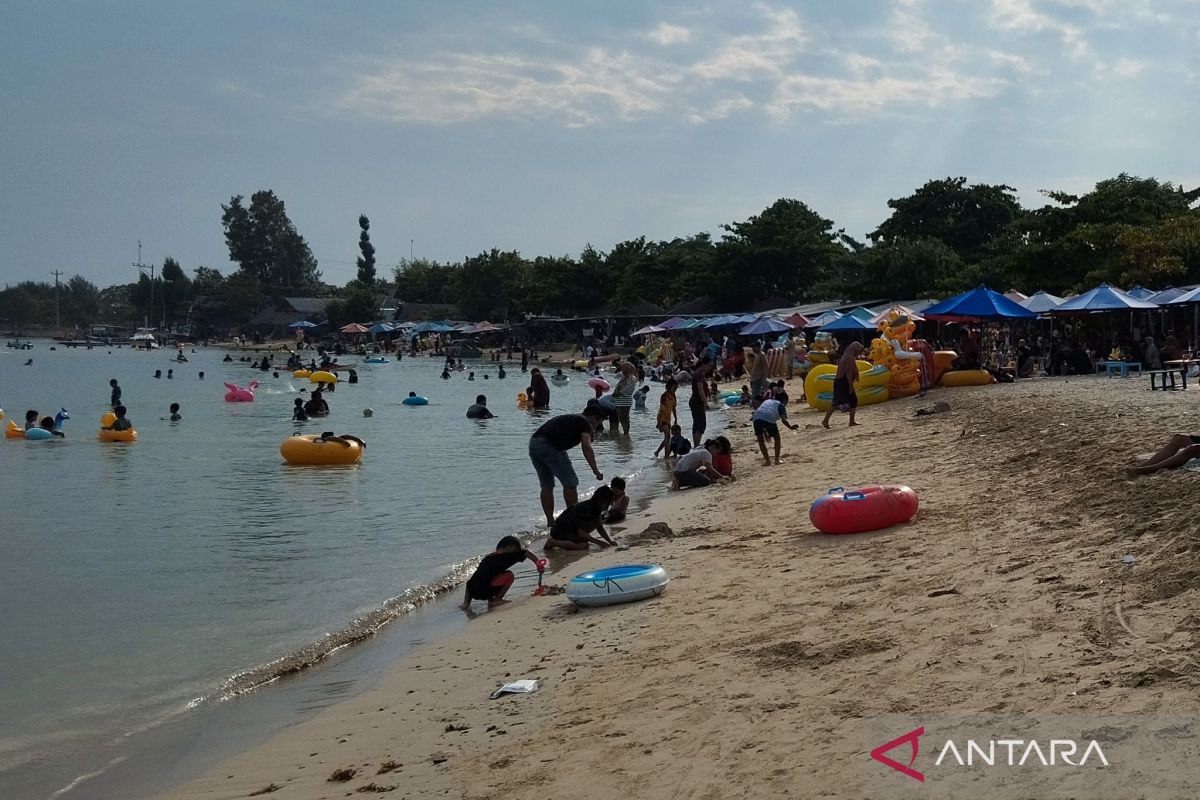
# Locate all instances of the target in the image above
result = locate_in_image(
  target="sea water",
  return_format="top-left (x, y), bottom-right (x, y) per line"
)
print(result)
top-left (0, 345), bottom-right (719, 799)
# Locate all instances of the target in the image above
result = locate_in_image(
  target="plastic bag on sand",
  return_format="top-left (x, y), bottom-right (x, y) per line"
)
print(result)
top-left (490, 679), bottom-right (539, 699)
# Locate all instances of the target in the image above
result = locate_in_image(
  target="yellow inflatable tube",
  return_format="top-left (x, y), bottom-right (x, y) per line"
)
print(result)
top-left (573, 360), bottom-right (590, 370)
top-left (98, 412), bottom-right (138, 442)
top-left (517, 392), bottom-right (532, 408)
top-left (939, 369), bottom-right (994, 387)
top-left (293, 369), bottom-right (312, 378)
top-left (309, 371), bottom-right (338, 384)
top-left (6, 420), bottom-right (25, 439)
top-left (804, 362), bottom-right (891, 412)
top-left (280, 434), bottom-right (363, 465)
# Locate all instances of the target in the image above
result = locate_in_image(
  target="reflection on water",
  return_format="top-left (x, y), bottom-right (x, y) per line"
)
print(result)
top-left (0, 346), bottom-right (723, 798)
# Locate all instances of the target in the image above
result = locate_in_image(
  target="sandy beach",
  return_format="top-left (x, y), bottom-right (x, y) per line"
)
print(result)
top-left (162, 373), bottom-right (1200, 800)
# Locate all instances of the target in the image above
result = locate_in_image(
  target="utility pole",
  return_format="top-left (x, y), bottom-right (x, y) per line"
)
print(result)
top-left (50, 269), bottom-right (63, 329)
top-left (410, 239), bottom-right (414, 262)
top-left (133, 240), bottom-right (154, 329)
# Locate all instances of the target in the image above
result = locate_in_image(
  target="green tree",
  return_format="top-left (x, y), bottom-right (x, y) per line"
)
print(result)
top-left (356, 214), bottom-right (377, 285)
top-left (716, 198), bottom-right (850, 307)
top-left (451, 250), bottom-right (529, 321)
top-left (214, 271), bottom-right (268, 325)
top-left (221, 190), bottom-right (321, 289)
top-left (870, 177), bottom-right (1023, 262)
top-left (191, 266), bottom-right (225, 297)
top-left (853, 238), bottom-right (966, 300)
top-left (63, 275), bottom-right (100, 326)
top-left (393, 258), bottom-right (459, 304)
top-left (325, 284), bottom-right (378, 328)
top-left (159, 257), bottom-right (192, 326)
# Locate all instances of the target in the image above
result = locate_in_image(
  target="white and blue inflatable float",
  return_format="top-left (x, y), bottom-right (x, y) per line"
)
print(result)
top-left (565, 564), bottom-right (669, 607)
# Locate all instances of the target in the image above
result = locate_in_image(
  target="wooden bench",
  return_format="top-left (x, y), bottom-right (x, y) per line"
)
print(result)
top-left (1149, 369), bottom-right (1188, 391)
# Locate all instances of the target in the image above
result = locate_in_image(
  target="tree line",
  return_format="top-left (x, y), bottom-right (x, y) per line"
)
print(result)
top-left (2, 175), bottom-right (1197, 332)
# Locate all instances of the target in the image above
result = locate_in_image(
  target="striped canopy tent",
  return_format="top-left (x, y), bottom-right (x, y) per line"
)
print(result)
top-left (869, 304), bottom-right (926, 324)
top-left (1020, 290), bottom-right (1064, 314)
top-left (804, 309), bottom-right (844, 329)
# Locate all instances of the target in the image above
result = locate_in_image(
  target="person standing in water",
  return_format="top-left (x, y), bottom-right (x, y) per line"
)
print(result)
top-left (823, 342), bottom-right (863, 429)
top-left (109, 378), bottom-right (122, 408)
top-left (689, 356), bottom-right (713, 448)
top-left (529, 368), bottom-right (551, 409)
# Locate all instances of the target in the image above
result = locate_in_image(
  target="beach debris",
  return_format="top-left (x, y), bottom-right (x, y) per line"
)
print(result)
top-left (430, 751), bottom-right (450, 764)
top-left (327, 767), bottom-right (357, 782)
top-left (376, 761), bottom-right (401, 774)
top-left (249, 784), bottom-right (281, 796)
top-left (927, 588), bottom-right (960, 598)
top-left (355, 783), bottom-right (397, 793)
top-left (1122, 554), bottom-right (1137, 566)
top-left (490, 678), bottom-right (539, 699)
top-left (444, 722), bottom-right (469, 732)
top-left (914, 401), bottom-right (951, 417)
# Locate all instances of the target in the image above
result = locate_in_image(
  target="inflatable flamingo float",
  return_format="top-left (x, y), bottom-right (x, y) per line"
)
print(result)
top-left (224, 380), bottom-right (260, 402)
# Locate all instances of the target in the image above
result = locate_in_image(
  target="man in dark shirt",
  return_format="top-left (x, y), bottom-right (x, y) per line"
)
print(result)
top-left (529, 407), bottom-right (604, 528)
top-left (466, 394), bottom-right (495, 419)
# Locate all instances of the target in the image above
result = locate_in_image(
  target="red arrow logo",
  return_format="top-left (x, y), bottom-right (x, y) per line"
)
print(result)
top-left (870, 726), bottom-right (925, 782)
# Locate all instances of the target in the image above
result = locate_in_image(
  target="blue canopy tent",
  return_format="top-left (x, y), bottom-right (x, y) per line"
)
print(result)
top-left (367, 322), bottom-right (394, 334)
top-left (1049, 284), bottom-right (1159, 313)
top-left (288, 320), bottom-right (319, 329)
top-left (1127, 286), bottom-right (1156, 301)
top-left (412, 322), bottom-right (440, 334)
top-left (703, 314), bottom-right (741, 328)
top-left (739, 317), bottom-right (792, 336)
top-left (658, 316), bottom-right (689, 330)
top-left (1148, 287), bottom-right (1189, 305)
top-left (922, 286), bottom-right (1038, 321)
top-left (845, 307), bottom-right (875, 321)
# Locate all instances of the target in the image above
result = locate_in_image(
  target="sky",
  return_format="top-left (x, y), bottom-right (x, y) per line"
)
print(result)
top-left (2, 0), bottom-right (1198, 288)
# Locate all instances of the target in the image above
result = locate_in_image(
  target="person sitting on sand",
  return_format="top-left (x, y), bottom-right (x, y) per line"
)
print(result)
top-left (739, 385), bottom-right (752, 405)
top-left (304, 389), bottom-right (330, 417)
top-left (668, 424), bottom-right (691, 457)
top-left (752, 396), bottom-right (798, 465)
top-left (672, 440), bottom-right (727, 489)
top-left (467, 394), bottom-right (495, 419)
top-left (711, 435), bottom-right (735, 479)
top-left (1128, 435), bottom-right (1200, 476)
top-left (602, 477), bottom-right (629, 523)
top-left (823, 342), bottom-right (863, 429)
top-left (292, 398), bottom-right (308, 421)
top-left (544, 486), bottom-right (616, 551)
top-left (39, 416), bottom-right (65, 439)
top-left (460, 535), bottom-right (542, 610)
top-left (104, 405), bottom-right (132, 431)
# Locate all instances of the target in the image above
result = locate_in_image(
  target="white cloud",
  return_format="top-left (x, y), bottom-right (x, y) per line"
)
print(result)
top-left (1112, 57), bottom-right (1147, 78)
top-left (888, 0), bottom-right (935, 54)
top-left (646, 22), bottom-right (691, 46)
top-left (330, 4), bottom-right (1013, 128)
top-left (988, 0), bottom-right (1090, 58)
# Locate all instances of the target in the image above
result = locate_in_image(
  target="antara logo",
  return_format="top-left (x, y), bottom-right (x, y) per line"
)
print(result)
top-left (871, 727), bottom-right (1109, 782)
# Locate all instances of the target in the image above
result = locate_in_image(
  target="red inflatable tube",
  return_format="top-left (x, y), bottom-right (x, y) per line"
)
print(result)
top-left (809, 485), bottom-right (919, 535)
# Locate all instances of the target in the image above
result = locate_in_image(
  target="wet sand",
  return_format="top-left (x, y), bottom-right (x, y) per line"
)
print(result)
top-left (163, 373), bottom-right (1200, 799)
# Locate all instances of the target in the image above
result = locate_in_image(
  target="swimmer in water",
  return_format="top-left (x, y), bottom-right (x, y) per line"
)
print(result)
top-left (154, 370), bottom-right (162, 379)
top-left (24, 409), bottom-right (39, 430)
top-left (39, 416), bottom-right (65, 439)
top-left (167, 369), bottom-right (173, 379)
top-left (292, 398), bottom-right (308, 421)
top-left (304, 390), bottom-right (329, 417)
top-left (104, 405), bottom-right (132, 431)
top-left (314, 431), bottom-right (366, 448)
top-left (198, 371), bottom-right (205, 380)
top-left (441, 367), bottom-right (451, 380)
top-left (166, 402), bottom-right (181, 422)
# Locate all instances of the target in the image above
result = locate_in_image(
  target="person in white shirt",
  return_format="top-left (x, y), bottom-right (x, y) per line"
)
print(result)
top-left (671, 440), bottom-right (727, 488)
top-left (751, 397), bottom-right (798, 465)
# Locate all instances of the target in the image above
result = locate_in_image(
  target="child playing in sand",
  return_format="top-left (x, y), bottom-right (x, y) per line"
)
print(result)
top-left (668, 424), bottom-right (691, 457)
top-left (460, 535), bottom-right (542, 609)
top-left (753, 397), bottom-right (798, 465)
top-left (603, 477), bottom-right (629, 523)
top-left (711, 435), bottom-right (735, 479)
top-left (544, 486), bottom-right (616, 550)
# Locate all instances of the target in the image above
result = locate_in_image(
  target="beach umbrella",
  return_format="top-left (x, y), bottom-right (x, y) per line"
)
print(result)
top-left (818, 315), bottom-right (878, 332)
top-left (922, 285), bottom-right (1038, 321)
top-left (1004, 289), bottom-right (1028, 303)
top-left (631, 324), bottom-right (665, 336)
top-left (367, 322), bottom-right (394, 334)
top-left (1148, 287), bottom-right (1189, 305)
top-left (1019, 290), bottom-right (1064, 314)
top-left (846, 306), bottom-right (875, 321)
top-left (1127, 286), bottom-right (1156, 301)
top-left (340, 323), bottom-right (369, 334)
top-left (782, 312), bottom-right (809, 328)
top-left (288, 320), bottom-right (318, 329)
top-left (739, 316), bottom-right (792, 335)
top-left (1049, 284), bottom-right (1159, 313)
top-left (658, 316), bottom-right (689, 330)
top-left (804, 309), bottom-right (844, 329)
top-left (702, 314), bottom-right (738, 328)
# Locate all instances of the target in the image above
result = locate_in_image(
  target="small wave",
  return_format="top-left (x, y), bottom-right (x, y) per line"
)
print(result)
top-left (206, 537), bottom-right (528, 701)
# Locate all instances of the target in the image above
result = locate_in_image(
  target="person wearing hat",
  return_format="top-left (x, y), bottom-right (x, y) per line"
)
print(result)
top-left (528, 406), bottom-right (605, 528)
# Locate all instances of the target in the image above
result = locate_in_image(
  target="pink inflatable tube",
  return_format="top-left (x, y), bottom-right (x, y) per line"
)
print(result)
top-left (224, 380), bottom-right (260, 402)
top-left (809, 485), bottom-right (919, 535)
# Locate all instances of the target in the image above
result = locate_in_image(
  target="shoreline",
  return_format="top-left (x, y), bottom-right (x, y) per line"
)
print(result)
top-left (160, 373), bottom-right (1200, 799)
top-left (51, 407), bottom-right (725, 800)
